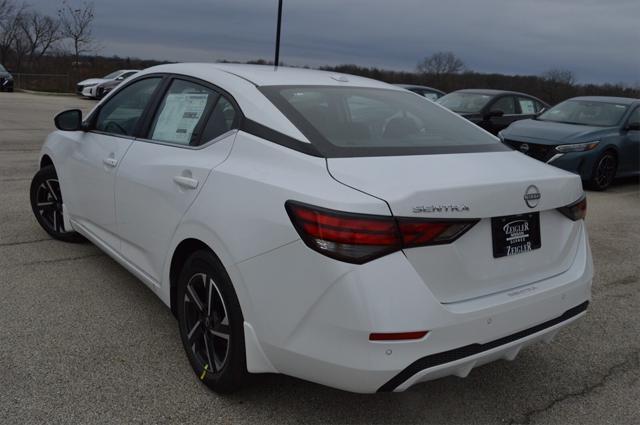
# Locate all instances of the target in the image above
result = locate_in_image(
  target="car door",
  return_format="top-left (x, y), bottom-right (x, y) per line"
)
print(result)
top-left (63, 76), bottom-right (163, 250)
top-left (483, 95), bottom-right (517, 134)
top-left (620, 106), bottom-right (640, 173)
top-left (115, 77), bottom-right (239, 284)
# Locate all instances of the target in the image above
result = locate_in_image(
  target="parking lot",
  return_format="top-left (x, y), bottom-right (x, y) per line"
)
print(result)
top-left (0, 91), bottom-right (638, 424)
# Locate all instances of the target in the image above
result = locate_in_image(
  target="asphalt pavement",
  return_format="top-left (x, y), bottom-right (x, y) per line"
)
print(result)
top-left (0, 92), bottom-right (638, 424)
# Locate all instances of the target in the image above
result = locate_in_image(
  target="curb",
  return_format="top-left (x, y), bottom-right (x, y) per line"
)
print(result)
top-left (17, 89), bottom-right (76, 97)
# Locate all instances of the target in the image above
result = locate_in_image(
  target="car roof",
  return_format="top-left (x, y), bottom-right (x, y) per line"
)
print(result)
top-left (566, 96), bottom-right (640, 105)
top-left (142, 63), bottom-right (397, 89)
top-left (394, 84), bottom-right (444, 93)
top-left (453, 88), bottom-right (535, 97)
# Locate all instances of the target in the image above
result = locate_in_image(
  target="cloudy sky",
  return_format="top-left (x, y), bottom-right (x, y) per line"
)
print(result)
top-left (30, 0), bottom-right (640, 84)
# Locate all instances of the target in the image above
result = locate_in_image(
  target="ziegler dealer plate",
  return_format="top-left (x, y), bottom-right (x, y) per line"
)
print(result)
top-left (491, 212), bottom-right (541, 258)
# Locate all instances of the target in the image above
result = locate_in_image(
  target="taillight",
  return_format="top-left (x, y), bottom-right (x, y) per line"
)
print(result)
top-left (557, 195), bottom-right (587, 221)
top-left (285, 201), bottom-right (478, 264)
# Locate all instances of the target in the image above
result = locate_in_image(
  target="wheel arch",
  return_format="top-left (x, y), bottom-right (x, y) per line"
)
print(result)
top-left (169, 238), bottom-right (212, 316)
top-left (40, 154), bottom-right (54, 169)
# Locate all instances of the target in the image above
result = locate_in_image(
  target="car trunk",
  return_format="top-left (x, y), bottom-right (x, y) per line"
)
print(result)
top-left (327, 151), bottom-right (584, 303)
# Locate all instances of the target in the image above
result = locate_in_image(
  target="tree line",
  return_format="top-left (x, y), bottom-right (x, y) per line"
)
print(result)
top-left (323, 51), bottom-right (639, 105)
top-left (0, 0), bottom-right (98, 72)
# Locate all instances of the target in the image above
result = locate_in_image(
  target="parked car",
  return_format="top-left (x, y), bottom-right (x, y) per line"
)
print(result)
top-left (436, 89), bottom-right (548, 134)
top-left (76, 69), bottom-right (139, 98)
top-left (500, 96), bottom-right (640, 190)
top-left (94, 72), bottom-right (140, 99)
top-left (31, 64), bottom-right (591, 394)
top-left (394, 84), bottom-right (445, 100)
top-left (0, 64), bottom-right (14, 92)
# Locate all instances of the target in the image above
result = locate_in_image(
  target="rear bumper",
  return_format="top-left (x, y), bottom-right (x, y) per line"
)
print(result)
top-left (238, 222), bottom-right (593, 393)
top-left (379, 301), bottom-right (588, 391)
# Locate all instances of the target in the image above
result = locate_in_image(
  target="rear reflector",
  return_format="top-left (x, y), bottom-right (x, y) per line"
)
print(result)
top-left (285, 201), bottom-right (478, 264)
top-left (557, 195), bottom-right (587, 221)
top-left (369, 331), bottom-right (428, 341)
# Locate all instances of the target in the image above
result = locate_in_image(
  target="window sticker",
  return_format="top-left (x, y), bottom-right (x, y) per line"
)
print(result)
top-left (152, 93), bottom-right (209, 144)
top-left (519, 99), bottom-right (536, 114)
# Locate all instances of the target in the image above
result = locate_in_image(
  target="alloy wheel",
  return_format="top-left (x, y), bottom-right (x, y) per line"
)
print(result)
top-left (35, 178), bottom-right (66, 233)
top-left (183, 272), bottom-right (231, 374)
top-left (594, 154), bottom-right (616, 189)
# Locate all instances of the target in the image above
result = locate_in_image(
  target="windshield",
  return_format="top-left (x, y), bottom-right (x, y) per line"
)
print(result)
top-left (102, 71), bottom-right (122, 79)
top-left (260, 86), bottom-right (506, 157)
top-left (538, 100), bottom-right (629, 126)
top-left (436, 92), bottom-right (492, 113)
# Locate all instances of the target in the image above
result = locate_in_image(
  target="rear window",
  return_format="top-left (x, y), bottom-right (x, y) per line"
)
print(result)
top-left (260, 86), bottom-right (506, 157)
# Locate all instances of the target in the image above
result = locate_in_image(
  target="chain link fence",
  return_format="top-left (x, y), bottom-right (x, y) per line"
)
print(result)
top-left (13, 73), bottom-right (73, 93)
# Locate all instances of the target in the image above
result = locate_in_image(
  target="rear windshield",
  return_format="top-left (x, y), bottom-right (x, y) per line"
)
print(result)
top-left (260, 86), bottom-right (507, 157)
top-left (538, 100), bottom-right (629, 127)
top-left (436, 92), bottom-right (492, 113)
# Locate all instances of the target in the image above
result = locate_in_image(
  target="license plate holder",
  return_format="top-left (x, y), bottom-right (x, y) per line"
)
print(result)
top-left (491, 212), bottom-right (541, 258)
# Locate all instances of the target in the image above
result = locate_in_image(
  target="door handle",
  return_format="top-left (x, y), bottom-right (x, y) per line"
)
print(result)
top-left (103, 157), bottom-right (118, 167)
top-left (173, 175), bottom-right (199, 190)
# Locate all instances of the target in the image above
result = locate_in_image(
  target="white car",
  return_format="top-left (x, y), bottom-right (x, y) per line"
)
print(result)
top-left (31, 64), bottom-right (592, 393)
top-left (76, 69), bottom-right (139, 99)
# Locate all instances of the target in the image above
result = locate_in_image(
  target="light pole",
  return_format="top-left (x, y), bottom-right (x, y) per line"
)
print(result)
top-left (274, 0), bottom-right (283, 69)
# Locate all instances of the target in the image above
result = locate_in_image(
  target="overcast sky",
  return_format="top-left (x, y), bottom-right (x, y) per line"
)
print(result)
top-left (30, 0), bottom-right (640, 84)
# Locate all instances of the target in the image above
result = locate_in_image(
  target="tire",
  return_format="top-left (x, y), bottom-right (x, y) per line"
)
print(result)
top-left (586, 151), bottom-right (617, 191)
top-left (29, 165), bottom-right (84, 243)
top-left (177, 250), bottom-right (248, 393)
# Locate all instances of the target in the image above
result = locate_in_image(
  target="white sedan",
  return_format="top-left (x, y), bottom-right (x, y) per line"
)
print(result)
top-left (31, 63), bottom-right (592, 393)
top-left (76, 69), bottom-right (139, 99)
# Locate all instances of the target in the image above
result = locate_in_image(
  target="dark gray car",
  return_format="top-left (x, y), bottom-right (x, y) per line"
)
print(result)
top-left (0, 64), bottom-right (14, 92)
top-left (436, 89), bottom-right (548, 135)
top-left (500, 96), bottom-right (640, 190)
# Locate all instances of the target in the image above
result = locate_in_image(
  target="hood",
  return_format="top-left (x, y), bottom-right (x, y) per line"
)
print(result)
top-left (78, 78), bottom-right (107, 86)
top-left (503, 118), bottom-right (616, 144)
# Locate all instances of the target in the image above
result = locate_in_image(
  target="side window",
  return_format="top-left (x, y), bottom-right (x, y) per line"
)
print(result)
top-left (149, 79), bottom-right (218, 146)
top-left (421, 91), bottom-right (440, 101)
top-left (628, 107), bottom-right (640, 127)
top-left (95, 77), bottom-right (161, 136)
top-left (518, 97), bottom-right (537, 115)
top-left (199, 97), bottom-right (238, 144)
top-left (535, 101), bottom-right (546, 113)
top-left (490, 96), bottom-right (516, 114)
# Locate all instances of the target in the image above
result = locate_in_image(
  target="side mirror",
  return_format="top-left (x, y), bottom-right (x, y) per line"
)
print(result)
top-left (625, 122), bottom-right (640, 132)
top-left (484, 110), bottom-right (504, 120)
top-left (54, 109), bottom-right (84, 131)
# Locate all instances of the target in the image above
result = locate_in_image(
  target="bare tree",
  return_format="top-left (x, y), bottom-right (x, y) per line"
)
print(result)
top-left (0, 0), bottom-right (25, 64)
top-left (541, 68), bottom-right (576, 85)
top-left (18, 11), bottom-right (61, 66)
top-left (417, 51), bottom-right (465, 75)
top-left (0, 0), bottom-right (17, 22)
top-left (57, 0), bottom-right (95, 65)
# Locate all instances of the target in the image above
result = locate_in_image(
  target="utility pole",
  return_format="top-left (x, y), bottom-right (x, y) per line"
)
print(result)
top-left (274, 0), bottom-right (283, 69)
